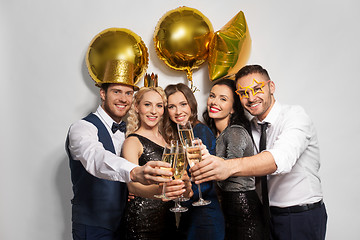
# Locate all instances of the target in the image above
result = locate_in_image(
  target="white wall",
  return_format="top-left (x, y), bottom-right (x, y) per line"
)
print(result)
top-left (1, 0), bottom-right (359, 239)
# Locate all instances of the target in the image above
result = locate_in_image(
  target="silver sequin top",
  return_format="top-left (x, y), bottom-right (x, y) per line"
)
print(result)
top-left (216, 125), bottom-right (256, 192)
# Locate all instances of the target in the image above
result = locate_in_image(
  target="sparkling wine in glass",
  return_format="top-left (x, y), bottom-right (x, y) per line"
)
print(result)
top-left (177, 121), bottom-right (194, 145)
top-left (185, 138), bottom-right (211, 206)
top-left (170, 143), bottom-right (188, 212)
top-left (154, 141), bottom-right (176, 199)
top-left (176, 121), bottom-right (194, 201)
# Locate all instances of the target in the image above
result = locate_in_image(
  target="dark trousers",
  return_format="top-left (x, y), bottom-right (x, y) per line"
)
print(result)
top-left (270, 203), bottom-right (327, 240)
top-left (72, 222), bottom-right (123, 240)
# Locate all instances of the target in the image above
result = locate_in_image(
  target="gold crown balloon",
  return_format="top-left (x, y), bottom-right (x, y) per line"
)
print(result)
top-left (144, 73), bottom-right (158, 88)
top-left (86, 28), bottom-right (148, 89)
top-left (208, 11), bottom-right (252, 81)
top-left (154, 6), bottom-right (213, 91)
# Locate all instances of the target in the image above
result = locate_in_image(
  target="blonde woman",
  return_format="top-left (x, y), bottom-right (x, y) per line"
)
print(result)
top-left (122, 86), bottom-right (192, 240)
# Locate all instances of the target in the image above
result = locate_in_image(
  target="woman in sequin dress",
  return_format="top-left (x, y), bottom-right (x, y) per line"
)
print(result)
top-left (121, 86), bottom-right (193, 240)
top-left (163, 83), bottom-right (225, 240)
top-left (203, 79), bottom-right (265, 240)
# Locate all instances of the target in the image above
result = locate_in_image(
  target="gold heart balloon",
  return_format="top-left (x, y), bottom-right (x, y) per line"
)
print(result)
top-left (154, 6), bottom-right (213, 91)
top-left (208, 11), bottom-right (251, 81)
top-left (86, 28), bottom-right (149, 87)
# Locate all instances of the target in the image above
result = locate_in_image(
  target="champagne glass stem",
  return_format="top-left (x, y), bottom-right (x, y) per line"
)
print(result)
top-left (170, 197), bottom-right (188, 212)
top-left (179, 193), bottom-right (190, 202)
top-left (162, 183), bottom-right (168, 199)
top-left (197, 184), bottom-right (203, 200)
top-left (154, 182), bottom-right (168, 199)
top-left (174, 198), bottom-right (181, 208)
top-left (192, 182), bottom-right (210, 206)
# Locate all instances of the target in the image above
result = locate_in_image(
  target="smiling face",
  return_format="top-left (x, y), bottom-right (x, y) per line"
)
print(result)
top-left (135, 90), bottom-right (164, 129)
top-left (207, 84), bottom-right (234, 122)
top-left (167, 91), bottom-right (192, 125)
top-left (100, 83), bottom-right (134, 123)
top-left (236, 73), bottom-right (275, 121)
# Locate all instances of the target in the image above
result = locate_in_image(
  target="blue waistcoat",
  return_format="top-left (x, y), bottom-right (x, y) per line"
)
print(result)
top-left (66, 113), bottom-right (128, 231)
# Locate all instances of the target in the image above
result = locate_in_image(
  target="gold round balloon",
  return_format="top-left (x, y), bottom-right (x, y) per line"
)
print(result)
top-left (86, 28), bottom-right (149, 86)
top-left (208, 11), bottom-right (252, 81)
top-left (154, 6), bottom-right (213, 89)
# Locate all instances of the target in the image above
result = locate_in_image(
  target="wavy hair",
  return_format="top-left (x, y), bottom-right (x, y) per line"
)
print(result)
top-left (126, 86), bottom-right (167, 137)
top-left (203, 78), bottom-right (250, 135)
top-left (163, 83), bottom-right (199, 143)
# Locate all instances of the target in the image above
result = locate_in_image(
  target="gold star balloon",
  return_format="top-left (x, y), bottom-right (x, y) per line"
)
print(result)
top-left (86, 28), bottom-right (149, 87)
top-left (208, 11), bottom-right (251, 81)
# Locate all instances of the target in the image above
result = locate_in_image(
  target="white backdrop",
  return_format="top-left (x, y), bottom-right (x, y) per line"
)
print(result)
top-left (1, 0), bottom-right (359, 239)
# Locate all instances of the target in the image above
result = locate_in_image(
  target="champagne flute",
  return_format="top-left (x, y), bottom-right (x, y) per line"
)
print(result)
top-left (184, 138), bottom-right (211, 206)
top-left (177, 121), bottom-right (194, 145)
top-left (176, 121), bottom-right (194, 202)
top-left (170, 143), bottom-right (188, 212)
top-left (154, 140), bottom-right (177, 199)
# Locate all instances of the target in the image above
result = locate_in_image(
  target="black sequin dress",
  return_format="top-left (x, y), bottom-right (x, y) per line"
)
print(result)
top-left (122, 134), bottom-right (176, 240)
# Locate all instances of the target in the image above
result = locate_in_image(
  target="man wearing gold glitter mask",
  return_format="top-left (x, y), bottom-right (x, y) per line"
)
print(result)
top-left (191, 65), bottom-right (327, 240)
top-left (66, 60), bottom-right (173, 240)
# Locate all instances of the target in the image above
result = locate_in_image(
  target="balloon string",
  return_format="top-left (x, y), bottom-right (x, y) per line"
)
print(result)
top-left (186, 69), bottom-right (199, 93)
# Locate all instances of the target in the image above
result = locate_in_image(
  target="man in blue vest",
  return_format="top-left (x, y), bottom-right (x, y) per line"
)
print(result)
top-left (66, 60), bottom-right (174, 240)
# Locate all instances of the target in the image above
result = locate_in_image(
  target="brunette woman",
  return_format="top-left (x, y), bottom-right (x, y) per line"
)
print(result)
top-left (164, 83), bottom-right (225, 240)
top-left (203, 78), bottom-right (265, 240)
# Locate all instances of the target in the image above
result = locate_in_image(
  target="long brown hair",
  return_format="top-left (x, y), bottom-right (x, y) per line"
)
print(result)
top-left (163, 83), bottom-right (199, 143)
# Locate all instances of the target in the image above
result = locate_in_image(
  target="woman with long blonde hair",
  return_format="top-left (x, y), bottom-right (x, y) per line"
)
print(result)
top-left (122, 86), bottom-right (192, 240)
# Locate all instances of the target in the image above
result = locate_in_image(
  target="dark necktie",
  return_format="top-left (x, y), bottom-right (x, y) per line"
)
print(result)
top-left (111, 121), bottom-right (126, 133)
top-left (259, 122), bottom-right (271, 239)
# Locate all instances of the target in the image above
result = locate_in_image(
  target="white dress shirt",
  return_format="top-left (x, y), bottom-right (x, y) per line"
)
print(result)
top-left (68, 105), bottom-right (137, 183)
top-left (251, 101), bottom-right (323, 207)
